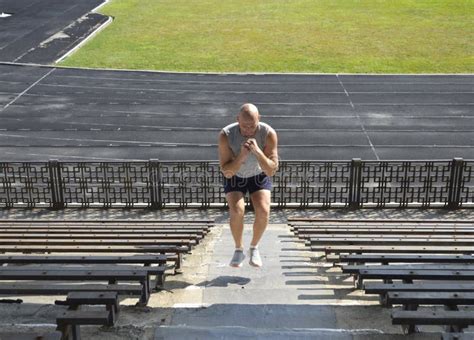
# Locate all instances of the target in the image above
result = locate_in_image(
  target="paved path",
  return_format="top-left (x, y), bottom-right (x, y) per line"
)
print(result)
top-left (153, 223), bottom-right (436, 339)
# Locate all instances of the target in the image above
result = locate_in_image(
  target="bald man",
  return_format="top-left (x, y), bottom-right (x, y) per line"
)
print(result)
top-left (218, 103), bottom-right (279, 267)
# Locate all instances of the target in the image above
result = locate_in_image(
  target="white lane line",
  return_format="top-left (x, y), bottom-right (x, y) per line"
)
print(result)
top-left (279, 144), bottom-right (474, 148)
top-left (0, 80), bottom-right (29, 85)
top-left (337, 74), bottom-right (380, 160)
top-left (4, 127), bottom-right (474, 133)
top-left (46, 74), bottom-right (343, 85)
top-left (2, 140), bottom-right (472, 148)
top-left (2, 107), bottom-right (356, 117)
top-left (48, 73), bottom-right (474, 85)
top-left (64, 122), bottom-right (381, 132)
top-left (1, 68), bottom-right (56, 112)
top-left (67, 121), bottom-right (219, 130)
top-left (18, 93), bottom-right (352, 106)
top-left (39, 83), bottom-right (346, 94)
top-left (0, 132), bottom-right (216, 146)
top-left (36, 83), bottom-right (474, 95)
top-left (2, 151), bottom-right (147, 161)
top-left (356, 103), bottom-right (474, 106)
top-left (17, 92), bottom-right (473, 106)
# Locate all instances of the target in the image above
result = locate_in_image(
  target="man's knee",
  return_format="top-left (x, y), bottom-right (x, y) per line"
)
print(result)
top-left (254, 202), bottom-right (270, 219)
top-left (229, 202), bottom-right (245, 217)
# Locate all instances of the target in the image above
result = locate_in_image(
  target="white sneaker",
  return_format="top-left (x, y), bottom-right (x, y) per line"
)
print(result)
top-left (230, 249), bottom-right (245, 267)
top-left (249, 247), bottom-right (262, 267)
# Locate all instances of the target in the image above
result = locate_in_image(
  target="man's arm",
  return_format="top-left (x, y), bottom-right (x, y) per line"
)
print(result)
top-left (218, 131), bottom-right (249, 178)
top-left (246, 130), bottom-right (279, 176)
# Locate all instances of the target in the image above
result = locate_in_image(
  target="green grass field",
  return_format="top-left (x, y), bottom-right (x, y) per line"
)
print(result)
top-left (61, 0), bottom-right (474, 73)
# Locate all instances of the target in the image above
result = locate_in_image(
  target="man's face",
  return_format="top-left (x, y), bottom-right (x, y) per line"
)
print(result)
top-left (238, 115), bottom-right (259, 137)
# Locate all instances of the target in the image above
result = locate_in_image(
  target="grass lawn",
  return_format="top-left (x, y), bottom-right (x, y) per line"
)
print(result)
top-left (61, 0), bottom-right (474, 73)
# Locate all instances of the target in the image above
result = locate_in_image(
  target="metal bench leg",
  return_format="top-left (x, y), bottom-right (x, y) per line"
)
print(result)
top-left (379, 293), bottom-right (392, 308)
top-left (59, 324), bottom-right (78, 340)
top-left (445, 304), bottom-right (461, 333)
top-left (354, 275), bottom-right (363, 289)
top-left (71, 325), bottom-right (81, 340)
top-left (175, 253), bottom-right (183, 274)
top-left (401, 304), bottom-right (419, 334)
top-left (379, 293), bottom-right (388, 307)
top-left (155, 273), bottom-right (166, 289)
top-left (106, 304), bottom-right (117, 326)
top-left (138, 279), bottom-right (150, 306)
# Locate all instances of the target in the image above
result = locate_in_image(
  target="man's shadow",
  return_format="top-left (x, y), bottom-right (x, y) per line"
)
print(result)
top-left (196, 276), bottom-right (251, 288)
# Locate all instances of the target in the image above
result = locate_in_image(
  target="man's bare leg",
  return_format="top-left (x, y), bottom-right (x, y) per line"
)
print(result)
top-left (249, 189), bottom-right (271, 247)
top-left (226, 191), bottom-right (245, 249)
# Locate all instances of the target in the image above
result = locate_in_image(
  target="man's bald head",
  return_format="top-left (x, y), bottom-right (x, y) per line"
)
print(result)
top-left (237, 103), bottom-right (260, 137)
top-left (239, 103), bottom-right (259, 121)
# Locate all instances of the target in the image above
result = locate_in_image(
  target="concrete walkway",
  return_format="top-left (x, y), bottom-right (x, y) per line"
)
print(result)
top-left (152, 222), bottom-right (436, 340)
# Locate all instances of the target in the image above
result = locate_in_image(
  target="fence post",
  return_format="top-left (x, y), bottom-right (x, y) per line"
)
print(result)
top-left (300, 161), bottom-right (308, 208)
top-left (201, 161), bottom-right (210, 209)
top-left (349, 158), bottom-right (362, 208)
top-left (48, 159), bottom-right (64, 209)
top-left (448, 157), bottom-right (464, 209)
top-left (149, 159), bottom-right (162, 209)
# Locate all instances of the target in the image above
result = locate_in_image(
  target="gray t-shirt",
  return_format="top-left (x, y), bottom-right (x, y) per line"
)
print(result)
top-left (222, 122), bottom-right (274, 178)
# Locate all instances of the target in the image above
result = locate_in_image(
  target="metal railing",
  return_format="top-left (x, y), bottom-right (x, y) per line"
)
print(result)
top-left (0, 158), bottom-right (472, 209)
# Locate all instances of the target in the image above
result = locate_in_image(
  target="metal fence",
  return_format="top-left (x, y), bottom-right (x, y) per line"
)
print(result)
top-left (0, 158), bottom-right (472, 209)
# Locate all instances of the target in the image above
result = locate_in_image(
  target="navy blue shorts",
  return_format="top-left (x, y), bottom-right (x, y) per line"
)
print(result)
top-left (224, 173), bottom-right (272, 195)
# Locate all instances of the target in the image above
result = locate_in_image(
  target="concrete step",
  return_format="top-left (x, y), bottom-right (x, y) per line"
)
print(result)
top-left (154, 325), bottom-right (437, 340)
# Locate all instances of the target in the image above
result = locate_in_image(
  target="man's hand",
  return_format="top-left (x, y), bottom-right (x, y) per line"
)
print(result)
top-left (239, 141), bottom-right (251, 160)
top-left (244, 138), bottom-right (262, 156)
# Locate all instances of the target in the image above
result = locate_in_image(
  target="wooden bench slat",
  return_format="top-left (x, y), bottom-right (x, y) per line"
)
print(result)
top-left (0, 229), bottom-right (205, 234)
top-left (305, 234), bottom-right (474, 239)
top-left (332, 254), bottom-right (474, 264)
top-left (391, 310), bottom-right (474, 325)
top-left (1, 244), bottom-right (189, 252)
top-left (0, 233), bottom-right (202, 240)
top-left (387, 292), bottom-right (474, 305)
top-left (364, 283), bottom-right (474, 294)
top-left (1, 265), bottom-right (170, 286)
top-left (1, 264), bottom-right (168, 275)
top-left (66, 291), bottom-right (118, 304)
top-left (343, 264), bottom-right (474, 273)
top-left (56, 310), bottom-right (110, 325)
top-left (296, 228), bottom-right (474, 234)
top-left (0, 269), bottom-right (149, 280)
top-left (0, 283), bottom-right (143, 295)
top-left (310, 237), bottom-right (474, 246)
top-left (287, 217), bottom-right (473, 223)
top-left (0, 254), bottom-right (169, 264)
top-left (0, 254), bottom-right (179, 274)
top-left (358, 269), bottom-right (474, 280)
top-left (1, 219), bottom-right (214, 224)
top-left (318, 245), bottom-right (474, 254)
top-left (292, 225), bottom-right (474, 229)
top-left (0, 238), bottom-right (196, 246)
top-left (0, 226), bottom-right (209, 231)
